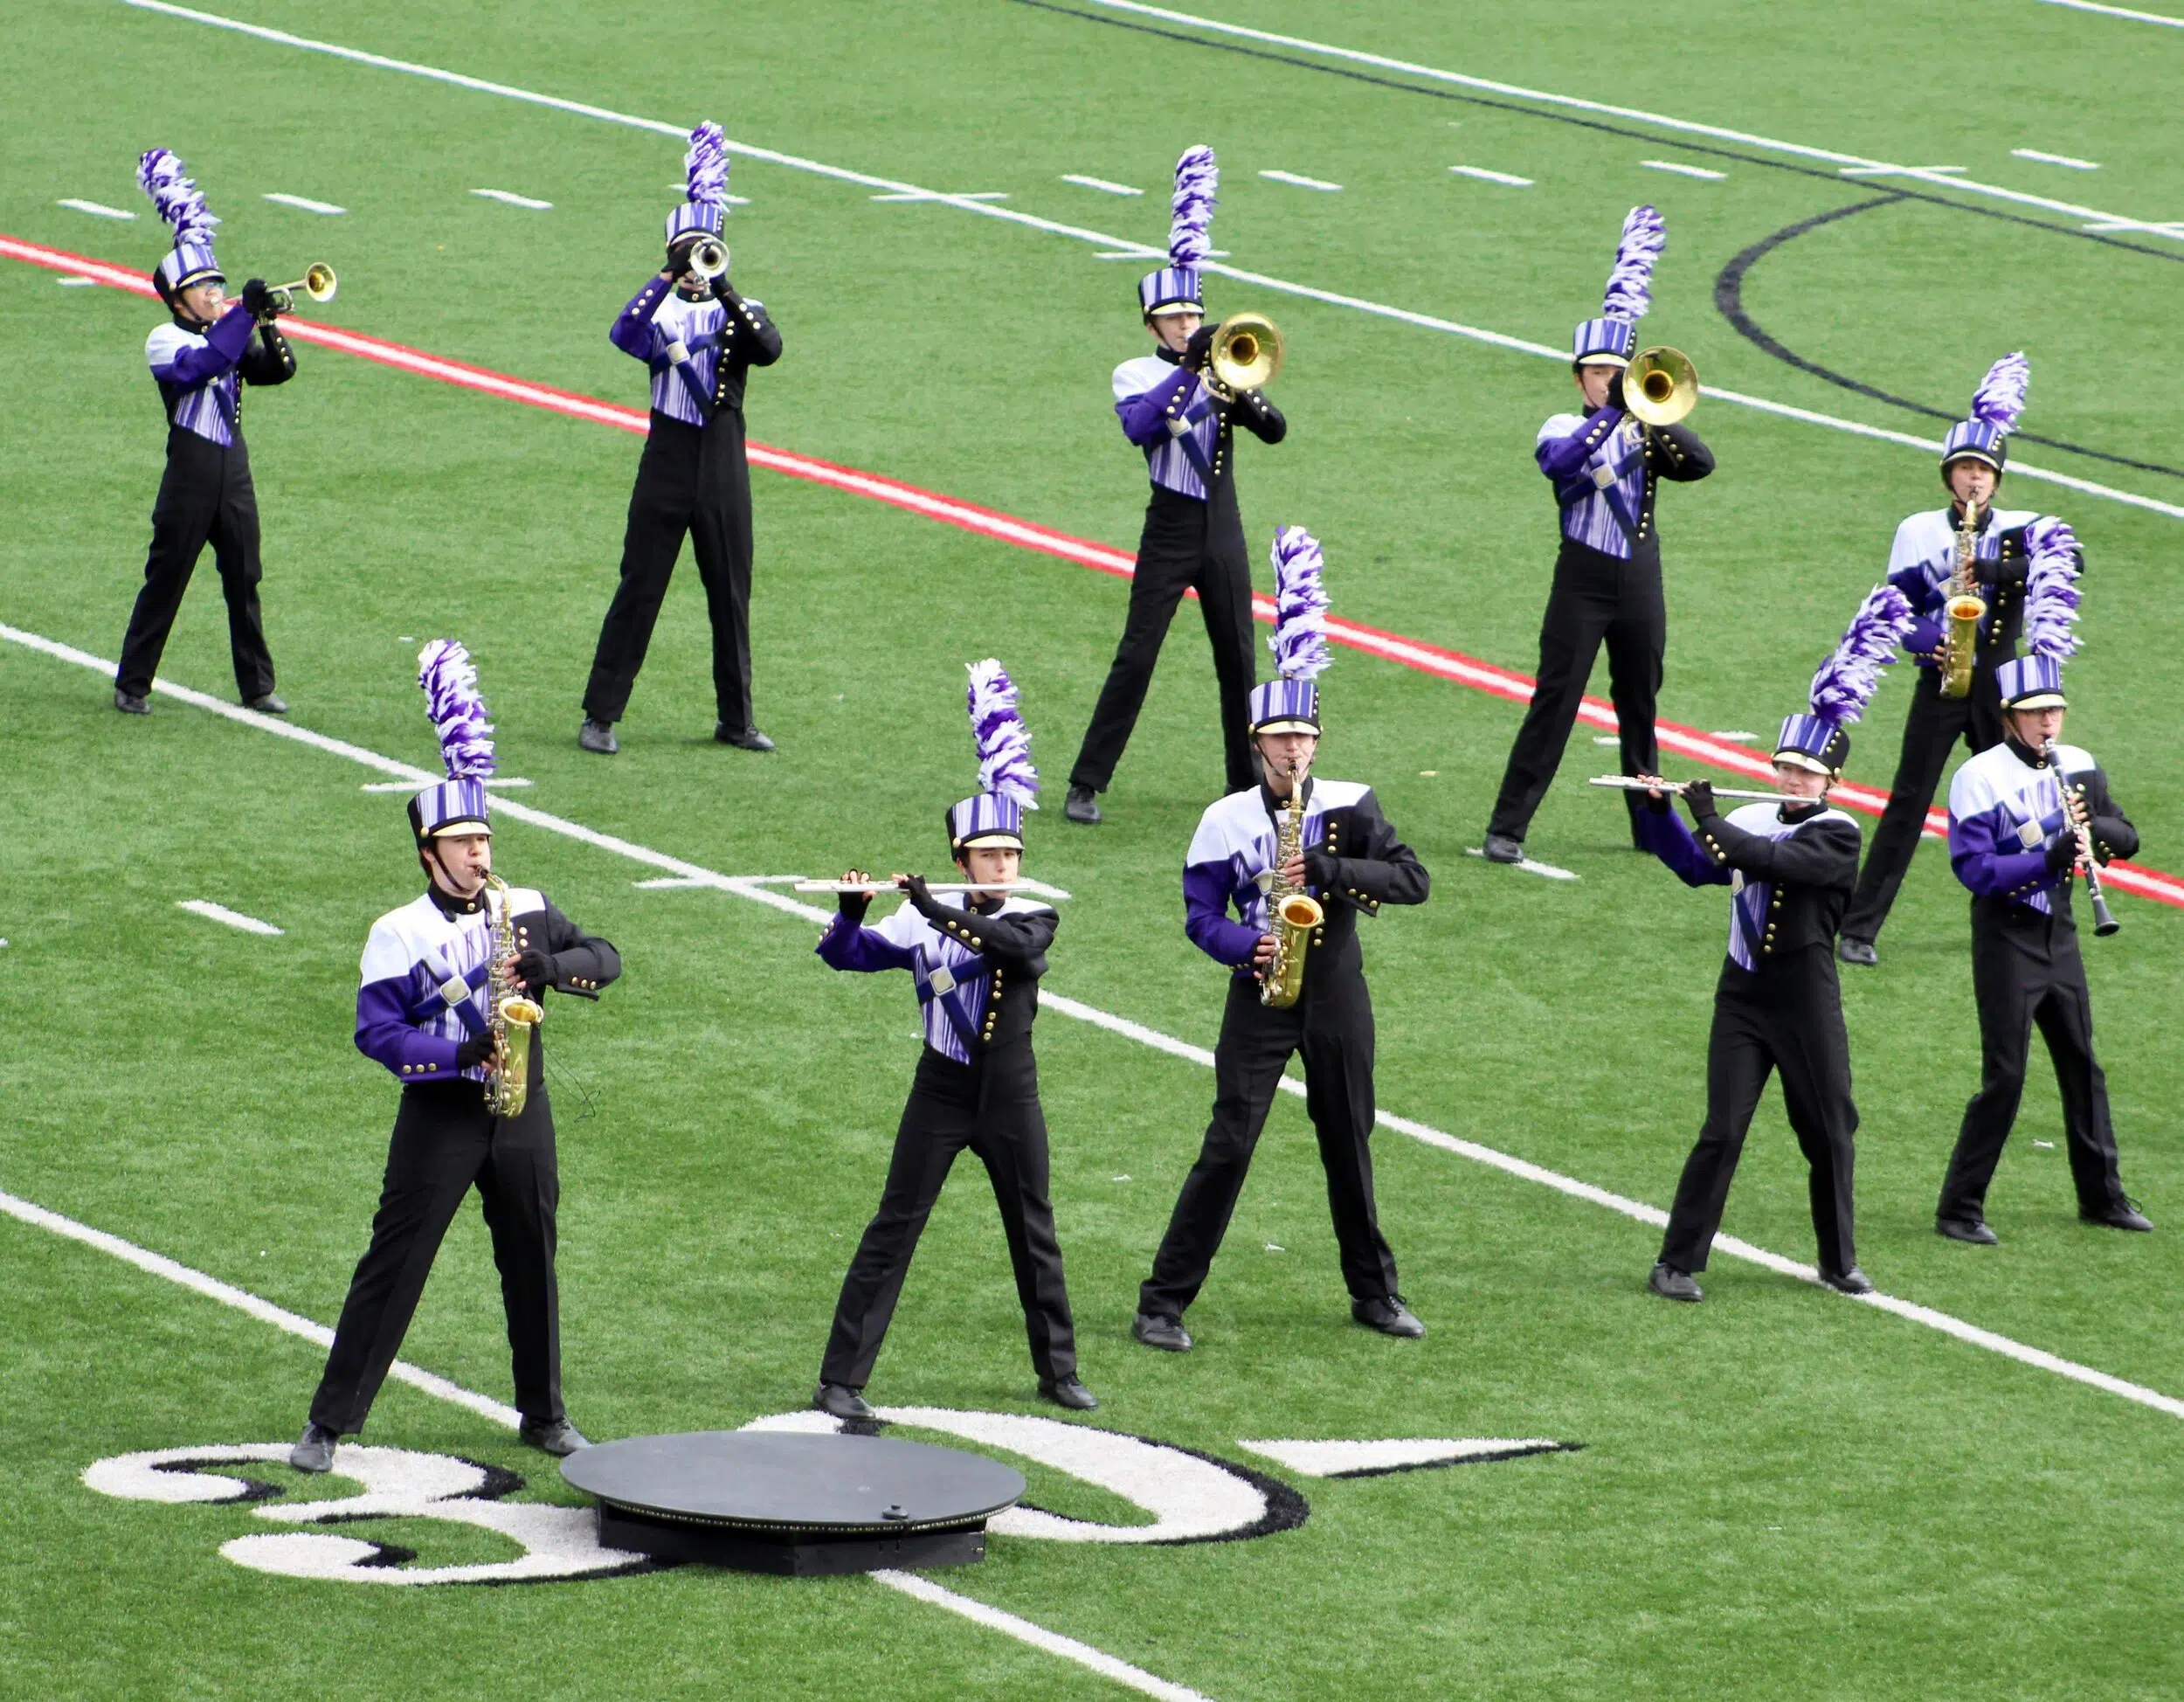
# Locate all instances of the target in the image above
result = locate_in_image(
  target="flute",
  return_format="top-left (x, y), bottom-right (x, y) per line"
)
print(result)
top-left (1588, 775), bottom-right (1785, 803)
top-left (791, 879), bottom-right (1034, 895)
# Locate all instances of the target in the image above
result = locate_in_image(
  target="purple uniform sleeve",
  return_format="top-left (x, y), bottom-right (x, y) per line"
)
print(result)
top-left (354, 975), bottom-right (463, 1079)
top-left (1183, 861), bottom-right (1262, 968)
top-left (1536, 408), bottom-right (1626, 501)
top-left (815, 912), bottom-right (919, 972)
top-left (151, 304), bottom-right (258, 386)
top-left (1635, 804), bottom-right (1732, 889)
top-left (609, 272), bottom-right (674, 360)
top-left (1116, 366), bottom-right (1201, 448)
top-left (1951, 807), bottom-right (2065, 901)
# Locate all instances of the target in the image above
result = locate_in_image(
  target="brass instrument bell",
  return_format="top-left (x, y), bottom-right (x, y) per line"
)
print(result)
top-left (688, 236), bottom-right (730, 280)
top-left (1622, 344), bottom-right (1698, 426)
top-left (1208, 310), bottom-right (1284, 396)
top-left (265, 262), bottom-right (337, 316)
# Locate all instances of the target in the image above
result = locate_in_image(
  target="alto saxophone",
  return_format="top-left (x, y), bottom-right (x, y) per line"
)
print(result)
top-left (483, 873), bottom-right (544, 1117)
top-left (1259, 765), bottom-right (1324, 1010)
top-left (1939, 496), bottom-right (1987, 701)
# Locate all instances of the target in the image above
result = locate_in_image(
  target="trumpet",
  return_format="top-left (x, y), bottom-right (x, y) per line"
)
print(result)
top-left (686, 236), bottom-right (729, 280)
top-left (1590, 775), bottom-right (1785, 803)
top-left (1205, 310), bottom-right (1284, 398)
top-left (1622, 344), bottom-right (1698, 427)
top-left (264, 262), bottom-right (336, 316)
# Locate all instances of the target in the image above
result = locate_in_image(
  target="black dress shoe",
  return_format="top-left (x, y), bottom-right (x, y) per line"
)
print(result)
top-left (812, 1381), bottom-right (878, 1422)
top-left (519, 1416), bottom-right (591, 1456)
top-left (1820, 1265), bottom-right (1875, 1295)
top-left (1936, 1216), bottom-right (1999, 1245)
top-left (289, 1422), bottom-right (339, 1473)
top-left (2083, 1200), bottom-right (2154, 1232)
top-left (1481, 834), bottom-right (1524, 865)
top-left (114, 688), bottom-right (150, 716)
top-left (1038, 1375), bottom-right (1100, 1412)
top-left (1064, 785), bottom-right (1102, 825)
top-left (715, 723), bottom-right (776, 751)
top-left (578, 717), bottom-right (619, 755)
top-left (245, 693), bottom-right (288, 716)
top-left (1351, 1295), bottom-right (1426, 1338)
top-left (1837, 937), bottom-right (1879, 967)
top-left (1649, 1262), bottom-right (1704, 1302)
top-left (1130, 1311), bottom-right (1192, 1353)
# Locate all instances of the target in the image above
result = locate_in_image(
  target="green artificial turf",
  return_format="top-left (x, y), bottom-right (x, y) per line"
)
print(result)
top-left (3, 2), bottom-right (2182, 1698)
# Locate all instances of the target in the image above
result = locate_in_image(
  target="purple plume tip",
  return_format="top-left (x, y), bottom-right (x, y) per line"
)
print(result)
top-left (137, 148), bottom-right (219, 246)
top-left (966, 659), bottom-right (1039, 806)
top-left (2022, 516), bottom-right (2083, 661)
top-left (1268, 525), bottom-right (1331, 681)
top-left (685, 121), bottom-right (729, 211)
top-left (1809, 585), bottom-right (1917, 725)
top-left (1600, 204), bottom-right (1666, 322)
top-left (417, 640), bottom-right (497, 781)
top-left (1970, 352), bottom-right (2029, 433)
top-left (1168, 144), bottom-right (1218, 267)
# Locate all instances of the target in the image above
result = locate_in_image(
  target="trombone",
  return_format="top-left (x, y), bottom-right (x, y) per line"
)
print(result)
top-left (1622, 344), bottom-right (1698, 426)
top-left (1203, 310), bottom-right (1283, 399)
top-left (264, 262), bottom-right (337, 316)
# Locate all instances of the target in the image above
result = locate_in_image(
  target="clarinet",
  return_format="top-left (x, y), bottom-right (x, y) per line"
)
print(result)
top-left (2045, 738), bottom-right (2120, 937)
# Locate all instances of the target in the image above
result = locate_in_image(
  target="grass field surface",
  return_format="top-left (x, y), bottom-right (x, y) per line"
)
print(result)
top-left (4, 2), bottom-right (2182, 1697)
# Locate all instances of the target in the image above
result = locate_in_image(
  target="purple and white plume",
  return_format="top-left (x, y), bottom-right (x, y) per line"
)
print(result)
top-left (1809, 585), bottom-right (1916, 725)
top-left (1268, 525), bottom-right (1331, 681)
top-left (685, 121), bottom-right (729, 215)
top-left (2022, 516), bottom-right (2083, 661)
top-left (1969, 352), bottom-right (2029, 432)
top-left (137, 148), bottom-right (218, 246)
top-left (1168, 145), bottom-right (1218, 267)
top-left (966, 659), bottom-right (1039, 807)
top-left (418, 640), bottom-right (497, 780)
top-left (1600, 204), bottom-right (1666, 322)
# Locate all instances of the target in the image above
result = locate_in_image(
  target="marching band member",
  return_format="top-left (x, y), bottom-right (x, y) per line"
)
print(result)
top-left (812, 663), bottom-right (1094, 1422)
top-left (292, 644), bottom-right (620, 1472)
top-left (1483, 206), bottom-right (1714, 864)
top-left (580, 122), bottom-right (783, 756)
top-left (1136, 530), bottom-right (1428, 1351)
top-left (115, 149), bottom-right (295, 718)
top-left (1638, 588), bottom-right (1915, 1303)
top-left (1934, 528), bottom-right (2148, 1242)
top-left (1065, 146), bottom-right (1286, 825)
top-left (1839, 356), bottom-right (2077, 966)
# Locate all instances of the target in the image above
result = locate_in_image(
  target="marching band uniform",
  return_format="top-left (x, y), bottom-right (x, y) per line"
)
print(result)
top-left (1641, 589), bottom-right (1916, 1300)
top-left (1137, 534), bottom-right (1429, 1346)
top-left (294, 646), bottom-right (619, 1471)
top-left (1069, 148), bottom-right (1286, 818)
top-left (116, 150), bottom-right (294, 716)
top-left (1841, 356), bottom-right (2081, 960)
top-left (812, 664), bottom-right (1091, 1417)
top-left (1934, 573), bottom-right (2148, 1240)
top-left (581, 123), bottom-right (782, 754)
top-left (1486, 207), bottom-right (1713, 861)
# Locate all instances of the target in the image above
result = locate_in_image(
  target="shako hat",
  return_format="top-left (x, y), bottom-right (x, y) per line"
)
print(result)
top-left (1138, 145), bottom-right (1216, 319)
top-left (666, 121), bottom-right (729, 242)
top-left (1572, 204), bottom-right (1664, 370)
top-left (409, 640), bottom-right (496, 842)
top-left (1248, 525), bottom-right (1330, 735)
top-left (1995, 518), bottom-right (2082, 710)
top-left (1775, 585), bottom-right (1918, 776)
top-left (948, 660), bottom-right (1039, 854)
top-left (1940, 353), bottom-right (2028, 477)
top-left (138, 149), bottom-right (223, 305)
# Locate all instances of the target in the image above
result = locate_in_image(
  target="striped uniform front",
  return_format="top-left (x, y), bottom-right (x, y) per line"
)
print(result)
top-left (147, 322), bottom-right (239, 446)
top-left (1885, 505), bottom-right (2040, 640)
top-left (1183, 779), bottom-right (1371, 945)
top-left (819, 894), bottom-right (1055, 1065)
top-left (637, 293), bottom-right (735, 428)
top-left (1948, 742), bottom-right (2086, 919)
top-left (1716, 802), bottom-right (1861, 969)
top-left (1114, 355), bottom-right (1219, 501)
top-left (1537, 410), bottom-right (1647, 557)
top-left (354, 887), bottom-right (541, 1083)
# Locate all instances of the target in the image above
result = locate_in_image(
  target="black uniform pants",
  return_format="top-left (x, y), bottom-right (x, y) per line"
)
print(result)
top-left (583, 411), bottom-right (757, 731)
top-left (1489, 535), bottom-right (1663, 844)
top-left (1660, 954), bottom-right (1859, 1276)
top-left (1071, 482), bottom-right (1258, 798)
top-left (1141, 972), bottom-right (1400, 1318)
top-left (309, 1082), bottom-right (563, 1434)
top-left (117, 427), bottom-right (274, 701)
top-left (1842, 665), bottom-right (2006, 944)
top-left (822, 1048), bottom-right (1077, 1389)
top-left (1938, 909), bottom-right (2124, 1221)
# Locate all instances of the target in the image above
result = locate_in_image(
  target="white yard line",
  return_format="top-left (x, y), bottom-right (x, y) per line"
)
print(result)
top-left (1259, 170), bottom-right (1342, 190)
top-left (110, 0), bottom-right (2184, 522)
top-left (58, 197), bottom-right (135, 219)
top-left (176, 899), bottom-right (284, 936)
top-left (2013, 149), bottom-right (2101, 170)
top-left (871, 190), bottom-right (1009, 202)
top-left (0, 1188), bottom-right (1208, 1699)
top-left (473, 188), bottom-right (553, 208)
top-left (2035, 0), bottom-right (2184, 24)
top-left (10, 619), bottom-right (2182, 1432)
top-left (1640, 159), bottom-right (1725, 180)
top-left (1449, 165), bottom-right (1532, 186)
top-left (1061, 174), bottom-right (1144, 195)
top-left (263, 192), bottom-right (347, 214)
top-left (1462, 848), bottom-right (1579, 882)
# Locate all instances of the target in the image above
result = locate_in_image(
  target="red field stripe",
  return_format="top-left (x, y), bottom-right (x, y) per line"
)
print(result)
top-left (14, 232), bottom-right (2180, 913)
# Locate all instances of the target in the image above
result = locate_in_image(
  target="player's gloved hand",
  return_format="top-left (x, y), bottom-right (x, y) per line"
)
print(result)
top-left (454, 1034), bottom-right (496, 1069)
top-left (1606, 367), bottom-right (1627, 411)
top-left (240, 278), bottom-right (274, 320)
top-left (899, 873), bottom-right (940, 917)
top-left (2046, 832), bottom-right (2084, 875)
top-left (1683, 779), bottom-right (1717, 820)
top-left (1183, 322), bottom-right (1218, 372)
top-left (838, 870), bottom-right (874, 924)
top-left (512, 948), bottom-right (556, 994)
top-left (667, 234), bottom-right (702, 277)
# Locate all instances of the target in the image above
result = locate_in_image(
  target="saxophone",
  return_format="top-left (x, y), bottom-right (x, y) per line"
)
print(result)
top-left (1939, 496), bottom-right (1987, 701)
top-left (482, 873), bottom-right (543, 1117)
top-left (1259, 764), bottom-right (1324, 1009)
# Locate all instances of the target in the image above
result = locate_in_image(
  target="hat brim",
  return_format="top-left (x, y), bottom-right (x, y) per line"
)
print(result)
top-left (955, 831), bottom-right (1024, 852)
top-left (1575, 352), bottom-right (1631, 370)
top-left (1942, 446), bottom-right (2004, 472)
top-left (1252, 717), bottom-right (1321, 736)
top-left (1773, 751), bottom-right (1836, 777)
top-left (425, 819), bottom-right (494, 839)
top-left (2006, 690), bottom-right (2068, 710)
top-left (1144, 300), bottom-right (1203, 319)
top-left (172, 265), bottom-right (225, 291)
